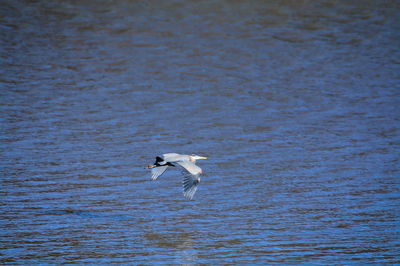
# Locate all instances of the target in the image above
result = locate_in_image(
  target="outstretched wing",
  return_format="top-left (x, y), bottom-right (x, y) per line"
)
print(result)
top-left (176, 161), bottom-right (202, 175)
top-left (177, 161), bottom-right (202, 199)
top-left (182, 173), bottom-right (200, 200)
top-left (151, 166), bottom-right (169, 180)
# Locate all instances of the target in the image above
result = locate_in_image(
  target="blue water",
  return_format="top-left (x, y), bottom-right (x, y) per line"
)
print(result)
top-left (1, 0), bottom-right (399, 264)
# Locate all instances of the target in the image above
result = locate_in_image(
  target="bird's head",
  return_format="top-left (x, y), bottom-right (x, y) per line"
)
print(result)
top-left (190, 154), bottom-right (208, 162)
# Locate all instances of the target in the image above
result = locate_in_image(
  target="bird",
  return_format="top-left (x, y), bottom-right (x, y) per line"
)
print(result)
top-left (145, 153), bottom-right (208, 199)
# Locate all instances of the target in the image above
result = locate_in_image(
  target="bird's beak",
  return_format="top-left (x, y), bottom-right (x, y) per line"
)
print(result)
top-left (198, 156), bottom-right (208, 160)
top-left (145, 165), bottom-right (155, 169)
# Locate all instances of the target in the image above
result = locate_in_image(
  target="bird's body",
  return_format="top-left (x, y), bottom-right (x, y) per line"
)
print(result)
top-left (145, 153), bottom-right (207, 199)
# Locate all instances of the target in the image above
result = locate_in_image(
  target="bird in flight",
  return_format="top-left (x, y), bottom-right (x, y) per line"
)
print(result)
top-left (145, 153), bottom-right (208, 199)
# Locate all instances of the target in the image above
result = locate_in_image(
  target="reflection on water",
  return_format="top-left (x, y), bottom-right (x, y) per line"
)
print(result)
top-left (1, 0), bottom-right (399, 264)
top-left (144, 230), bottom-right (198, 264)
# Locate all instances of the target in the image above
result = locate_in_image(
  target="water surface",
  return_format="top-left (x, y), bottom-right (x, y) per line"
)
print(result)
top-left (1, 0), bottom-right (399, 264)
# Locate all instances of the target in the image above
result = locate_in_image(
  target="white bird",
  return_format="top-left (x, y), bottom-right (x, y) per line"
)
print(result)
top-left (145, 153), bottom-right (208, 199)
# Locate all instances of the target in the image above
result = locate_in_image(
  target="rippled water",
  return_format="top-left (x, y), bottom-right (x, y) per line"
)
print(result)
top-left (1, 0), bottom-right (399, 264)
